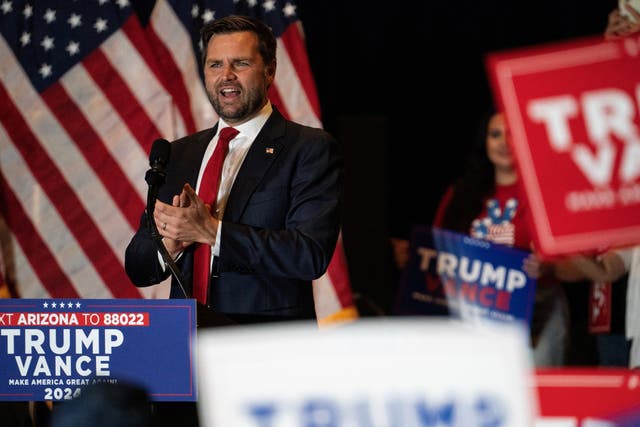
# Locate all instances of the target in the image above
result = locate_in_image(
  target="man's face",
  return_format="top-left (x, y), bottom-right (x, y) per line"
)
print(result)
top-left (203, 31), bottom-right (275, 125)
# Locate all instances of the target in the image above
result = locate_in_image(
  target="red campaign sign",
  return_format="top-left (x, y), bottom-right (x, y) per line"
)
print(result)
top-left (486, 34), bottom-right (640, 258)
top-left (535, 368), bottom-right (640, 424)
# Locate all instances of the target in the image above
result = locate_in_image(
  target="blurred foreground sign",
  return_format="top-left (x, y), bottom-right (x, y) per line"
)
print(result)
top-left (198, 319), bottom-right (536, 427)
top-left (535, 368), bottom-right (640, 426)
top-left (487, 34), bottom-right (640, 257)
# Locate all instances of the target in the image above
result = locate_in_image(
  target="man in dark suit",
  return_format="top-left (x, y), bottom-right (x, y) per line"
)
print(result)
top-left (125, 15), bottom-right (342, 324)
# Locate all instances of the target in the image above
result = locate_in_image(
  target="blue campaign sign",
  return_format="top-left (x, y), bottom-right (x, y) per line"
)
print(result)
top-left (394, 227), bottom-right (537, 329)
top-left (0, 298), bottom-right (196, 402)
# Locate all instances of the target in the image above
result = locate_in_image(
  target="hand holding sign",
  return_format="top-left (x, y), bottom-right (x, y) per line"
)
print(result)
top-left (606, 1), bottom-right (640, 40)
top-left (394, 227), bottom-right (537, 328)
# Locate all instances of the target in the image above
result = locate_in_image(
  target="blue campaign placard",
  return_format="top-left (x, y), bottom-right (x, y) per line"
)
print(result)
top-left (394, 226), bottom-right (537, 329)
top-left (0, 298), bottom-right (196, 402)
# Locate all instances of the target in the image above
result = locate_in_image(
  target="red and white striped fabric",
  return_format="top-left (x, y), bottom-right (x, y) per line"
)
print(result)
top-left (0, 0), bottom-right (357, 325)
top-left (0, 217), bottom-right (9, 299)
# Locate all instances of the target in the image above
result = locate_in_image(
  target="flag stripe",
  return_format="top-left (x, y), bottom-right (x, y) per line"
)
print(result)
top-left (0, 118), bottom-right (82, 297)
top-left (141, 26), bottom-right (196, 136)
top-left (42, 82), bottom-right (145, 230)
top-left (82, 49), bottom-right (163, 151)
top-left (0, 170), bottom-right (79, 298)
top-left (267, 85), bottom-right (290, 121)
top-left (149, 0), bottom-right (216, 132)
top-left (0, 120), bottom-right (93, 298)
top-left (326, 233), bottom-right (354, 307)
top-left (312, 273), bottom-right (340, 319)
top-left (4, 233), bottom-right (49, 299)
top-left (142, 7), bottom-right (202, 135)
top-left (59, 64), bottom-right (149, 203)
top-left (273, 37), bottom-right (322, 129)
top-left (279, 23), bottom-right (322, 119)
top-left (0, 88), bottom-right (140, 299)
top-left (118, 15), bottom-right (195, 138)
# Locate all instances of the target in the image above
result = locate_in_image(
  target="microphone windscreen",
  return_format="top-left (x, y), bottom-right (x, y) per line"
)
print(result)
top-left (149, 138), bottom-right (170, 168)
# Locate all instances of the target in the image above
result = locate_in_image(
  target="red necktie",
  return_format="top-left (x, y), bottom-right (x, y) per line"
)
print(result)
top-left (192, 126), bottom-right (239, 305)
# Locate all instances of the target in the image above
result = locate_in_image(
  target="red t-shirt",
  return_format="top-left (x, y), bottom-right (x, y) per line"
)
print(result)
top-left (434, 182), bottom-right (533, 251)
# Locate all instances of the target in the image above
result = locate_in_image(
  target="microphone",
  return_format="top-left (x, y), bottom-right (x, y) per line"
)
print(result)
top-left (145, 138), bottom-right (170, 188)
top-left (150, 138), bottom-right (170, 167)
top-left (145, 139), bottom-right (170, 232)
top-left (143, 138), bottom-right (190, 299)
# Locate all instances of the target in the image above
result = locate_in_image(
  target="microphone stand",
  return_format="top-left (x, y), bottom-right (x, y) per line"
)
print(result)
top-left (145, 167), bottom-right (190, 299)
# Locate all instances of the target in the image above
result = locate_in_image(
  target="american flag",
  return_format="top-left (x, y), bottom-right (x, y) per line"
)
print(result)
top-left (0, 0), bottom-right (357, 324)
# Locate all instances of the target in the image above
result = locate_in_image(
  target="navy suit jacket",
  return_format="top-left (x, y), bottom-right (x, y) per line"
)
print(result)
top-left (125, 108), bottom-right (343, 320)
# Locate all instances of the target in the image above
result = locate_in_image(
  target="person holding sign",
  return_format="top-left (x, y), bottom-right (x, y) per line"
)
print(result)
top-left (431, 110), bottom-right (569, 367)
top-left (556, 247), bottom-right (640, 368)
top-left (604, 1), bottom-right (640, 40)
top-left (125, 15), bottom-right (343, 324)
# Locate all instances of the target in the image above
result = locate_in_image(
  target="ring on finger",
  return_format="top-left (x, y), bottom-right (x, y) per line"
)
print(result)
top-left (162, 222), bottom-right (167, 231)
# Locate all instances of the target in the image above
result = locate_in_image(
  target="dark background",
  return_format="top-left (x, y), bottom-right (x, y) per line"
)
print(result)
top-left (297, 0), bottom-right (617, 313)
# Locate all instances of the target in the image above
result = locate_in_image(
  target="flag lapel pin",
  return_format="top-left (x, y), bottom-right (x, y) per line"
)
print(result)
top-left (265, 147), bottom-right (275, 154)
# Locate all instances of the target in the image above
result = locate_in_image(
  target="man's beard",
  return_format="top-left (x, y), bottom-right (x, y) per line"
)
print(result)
top-left (208, 86), bottom-right (265, 122)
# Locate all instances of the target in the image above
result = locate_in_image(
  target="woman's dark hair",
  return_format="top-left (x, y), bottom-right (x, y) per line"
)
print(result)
top-left (200, 15), bottom-right (277, 67)
top-left (439, 108), bottom-right (498, 232)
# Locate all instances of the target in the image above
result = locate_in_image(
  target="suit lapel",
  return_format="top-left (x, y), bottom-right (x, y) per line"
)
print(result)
top-left (180, 127), bottom-right (217, 188)
top-left (224, 111), bottom-right (285, 220)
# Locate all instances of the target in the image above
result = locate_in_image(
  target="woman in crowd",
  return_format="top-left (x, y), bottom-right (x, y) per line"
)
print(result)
top-left (432, 109), bottom-right (570, 366)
